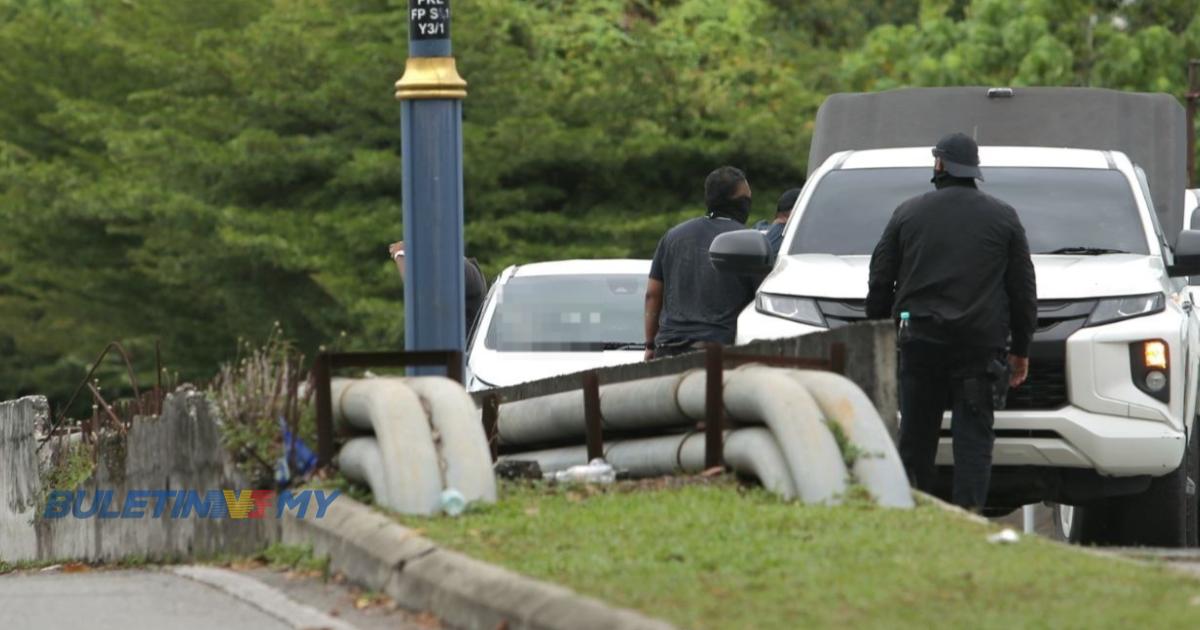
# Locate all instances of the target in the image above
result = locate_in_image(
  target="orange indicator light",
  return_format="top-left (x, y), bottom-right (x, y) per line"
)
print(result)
top-left (1143, 341), bottom-right (1168, 370)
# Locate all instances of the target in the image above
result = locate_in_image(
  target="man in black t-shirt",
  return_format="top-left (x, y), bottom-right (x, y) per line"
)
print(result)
top-left (643, 166), bottom-right (762, 359)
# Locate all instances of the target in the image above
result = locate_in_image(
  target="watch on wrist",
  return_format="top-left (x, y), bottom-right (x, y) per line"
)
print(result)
top-left (644, 341), bottom-right (655, 350)
top-left (392, 250), bottom-right (405, 260)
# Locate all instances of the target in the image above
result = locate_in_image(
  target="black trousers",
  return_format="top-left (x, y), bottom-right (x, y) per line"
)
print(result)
top-left (899, 339), bottom-right (998, 510)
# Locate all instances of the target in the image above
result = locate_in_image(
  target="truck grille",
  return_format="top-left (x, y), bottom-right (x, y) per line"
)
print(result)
top-left (814, 298), bottom-right (1086, 411)
top-left (1006, 358), bottom-right (1068, 410)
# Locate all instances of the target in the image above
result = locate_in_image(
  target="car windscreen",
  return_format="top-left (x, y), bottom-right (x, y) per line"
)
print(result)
top-left (484, 273), bottom-right (646, 352)
top-left (788, 167), bottom-right (1148, 256)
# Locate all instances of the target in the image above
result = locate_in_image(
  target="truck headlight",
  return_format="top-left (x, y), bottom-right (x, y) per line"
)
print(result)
top-left (1085, 293), bottom-right (1164, 327)
top-left (755, 293), bottom-right (826, 327)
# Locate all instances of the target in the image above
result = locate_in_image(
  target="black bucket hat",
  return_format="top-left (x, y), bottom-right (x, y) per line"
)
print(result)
top-left (932, 132), bottom-right (984, 181)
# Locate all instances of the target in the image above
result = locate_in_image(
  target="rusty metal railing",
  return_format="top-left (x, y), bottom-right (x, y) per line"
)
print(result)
top-left (477, 342), bottom-right (846, 470)
top-left (39, 340), bottom-right (166, 451)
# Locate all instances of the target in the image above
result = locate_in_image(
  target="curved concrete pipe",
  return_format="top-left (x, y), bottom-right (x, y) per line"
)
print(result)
top-left (381, 377), bottom-right (497, 504)
top-left (502, 428), bottom-right (797, 500)
top-left (493, 366), bottom-right (905, 507)
top-left (723, 430), bottom-right (797, 500)
top-left (676, 367), bottom-right (850, 504)
top-left (783, 371), bottom-right (913, 508)
top-left (331, 378), bottom-right (441, 514)
top-left (336, 437), bottom-right (388, 501)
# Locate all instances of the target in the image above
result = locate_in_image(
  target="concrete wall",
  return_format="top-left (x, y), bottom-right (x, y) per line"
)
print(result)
top-left (475, 321), bottom-right (899, 435)
top-left (0, 396), bottom-right (46, 561)
top-left (0, 388), bottom-right (278, 564)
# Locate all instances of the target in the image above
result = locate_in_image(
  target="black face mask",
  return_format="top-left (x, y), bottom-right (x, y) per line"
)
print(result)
top-left (709, 196), bottom-right (752, 224)
top-left (931, 169), bottom-right (975, 190)
top-left (931, 169), bottom-right (953, 188)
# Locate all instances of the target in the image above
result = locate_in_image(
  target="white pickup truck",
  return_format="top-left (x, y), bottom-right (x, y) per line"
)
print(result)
top-left (712, 88), bottom-right (1200, 546)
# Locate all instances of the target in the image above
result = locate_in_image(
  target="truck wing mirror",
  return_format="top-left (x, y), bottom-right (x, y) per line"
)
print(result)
top-left (1168, 229), bottom-right (1200, 277)
top-left (709, 229), bottom-right (776, 276)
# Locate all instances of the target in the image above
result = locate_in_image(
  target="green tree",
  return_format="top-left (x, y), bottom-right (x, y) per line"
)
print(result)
top-left (2, 0), bottom-right (1198, 411)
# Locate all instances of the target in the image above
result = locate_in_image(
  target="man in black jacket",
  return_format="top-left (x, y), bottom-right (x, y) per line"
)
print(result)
top-left (866, 132), bottom-right (1037, 510)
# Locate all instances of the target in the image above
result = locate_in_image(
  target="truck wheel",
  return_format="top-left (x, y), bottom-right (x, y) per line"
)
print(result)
top-left (1051, 503), bottom-right (1075, 541)
top-left (1107, 429), bottom-right (1197, 548)
top-left (1052, 502), bottom-right (1114, 545)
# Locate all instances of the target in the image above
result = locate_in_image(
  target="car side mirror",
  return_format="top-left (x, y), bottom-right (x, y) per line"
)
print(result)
top-left (709, 229), bottom-right (776, 276)
top-left (1168, 230), bottom-right (1200, 277)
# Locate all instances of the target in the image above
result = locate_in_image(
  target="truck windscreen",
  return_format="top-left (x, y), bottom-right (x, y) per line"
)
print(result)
top-left (789, 167), bottom-right (1148, 256)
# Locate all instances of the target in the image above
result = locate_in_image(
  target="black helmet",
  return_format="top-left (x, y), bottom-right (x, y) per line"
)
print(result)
top-left (932, 132), bottom-right (984, 181)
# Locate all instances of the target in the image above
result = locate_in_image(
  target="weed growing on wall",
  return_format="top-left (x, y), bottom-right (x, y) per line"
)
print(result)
top-left (32, 436), bottom-right (95, 520)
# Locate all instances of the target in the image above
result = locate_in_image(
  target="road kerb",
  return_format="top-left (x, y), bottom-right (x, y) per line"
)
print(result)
top-left (282, 496), bottom-right (676, 630)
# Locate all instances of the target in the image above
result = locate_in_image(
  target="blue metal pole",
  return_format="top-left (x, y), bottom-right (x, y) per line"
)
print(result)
top-left (395, 0), bottom-right (466, 375)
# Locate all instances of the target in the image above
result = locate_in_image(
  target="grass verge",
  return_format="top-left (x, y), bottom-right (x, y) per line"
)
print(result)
top-left (395, 479), bottom-right (1200, 629)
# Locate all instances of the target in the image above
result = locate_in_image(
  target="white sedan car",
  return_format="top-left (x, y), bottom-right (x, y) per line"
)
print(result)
top-left (465, 259), bottom-right (650, 392)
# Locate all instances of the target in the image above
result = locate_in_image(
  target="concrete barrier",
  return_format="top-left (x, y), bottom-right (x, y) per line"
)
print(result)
top-left (0, 388), bottom-right (278, 563)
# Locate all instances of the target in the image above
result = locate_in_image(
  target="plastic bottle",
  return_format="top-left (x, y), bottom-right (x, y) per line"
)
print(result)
top-left (898, 311), bottom-right (912, 343)
top-left (551, 458), bottom-right (616, 484)
top-left (440, 488), bottom-right (467, 517)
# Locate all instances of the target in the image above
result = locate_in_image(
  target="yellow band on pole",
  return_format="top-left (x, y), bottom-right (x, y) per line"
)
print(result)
top-left (394, 57), bottom-right (467, 101)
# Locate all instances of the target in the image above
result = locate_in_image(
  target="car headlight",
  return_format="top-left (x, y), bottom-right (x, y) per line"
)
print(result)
top-left (755, 293), bottom-right (826, 327)
top-left (1085, 293), bottom-right (1164, 327)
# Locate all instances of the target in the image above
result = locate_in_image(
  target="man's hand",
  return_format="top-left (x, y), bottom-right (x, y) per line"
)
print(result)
top-left (1008, 354), bottom-right (1029, 388)
top-left (388, 241), bottom-right (406, 280)
top-left (644, 347), bottom-right (655, 361)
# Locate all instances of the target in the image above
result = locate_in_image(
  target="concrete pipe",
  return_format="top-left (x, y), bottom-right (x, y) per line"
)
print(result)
top-left (331, 378), bottom-right (441, 515)
top-left (336, 437), bottom-right (388, 501)
top-left (502, 428), bottom-right (797, 500)
top-left (722, 429), bottom-right (798, 501)
top-left (492, 366), bottom-right (907, 507)
top-left (596, 370), bottom-right (697, 428)
top-left (782, 371), bottom-right (913, 508)
top-left (494, 371), bottom-right (699, 446)
top-left (494, 387), bottom-right (586, 446)
top-left (384, 377), bottom-right (497, 504)
top-left (677, 367), bottom-right (850, 504)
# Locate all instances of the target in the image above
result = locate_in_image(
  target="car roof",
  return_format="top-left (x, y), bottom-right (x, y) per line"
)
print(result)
top-left (509, 259), bottom-right (651, 278)
top-left (837, 146), bottom-right (1113, 170)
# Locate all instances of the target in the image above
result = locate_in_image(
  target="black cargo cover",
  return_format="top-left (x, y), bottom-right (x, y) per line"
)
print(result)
top-left (809, 87), bottom-right (1187, 236)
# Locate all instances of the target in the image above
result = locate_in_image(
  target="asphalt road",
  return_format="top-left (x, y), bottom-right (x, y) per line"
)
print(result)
top-left (0, 566), bottom-right (436, 630)
top-left (1, 569), bottom-right (293, 630)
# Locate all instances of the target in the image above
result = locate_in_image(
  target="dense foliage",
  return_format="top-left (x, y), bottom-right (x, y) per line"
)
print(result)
top-left (3, 0), bottom-right (1200, 406)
